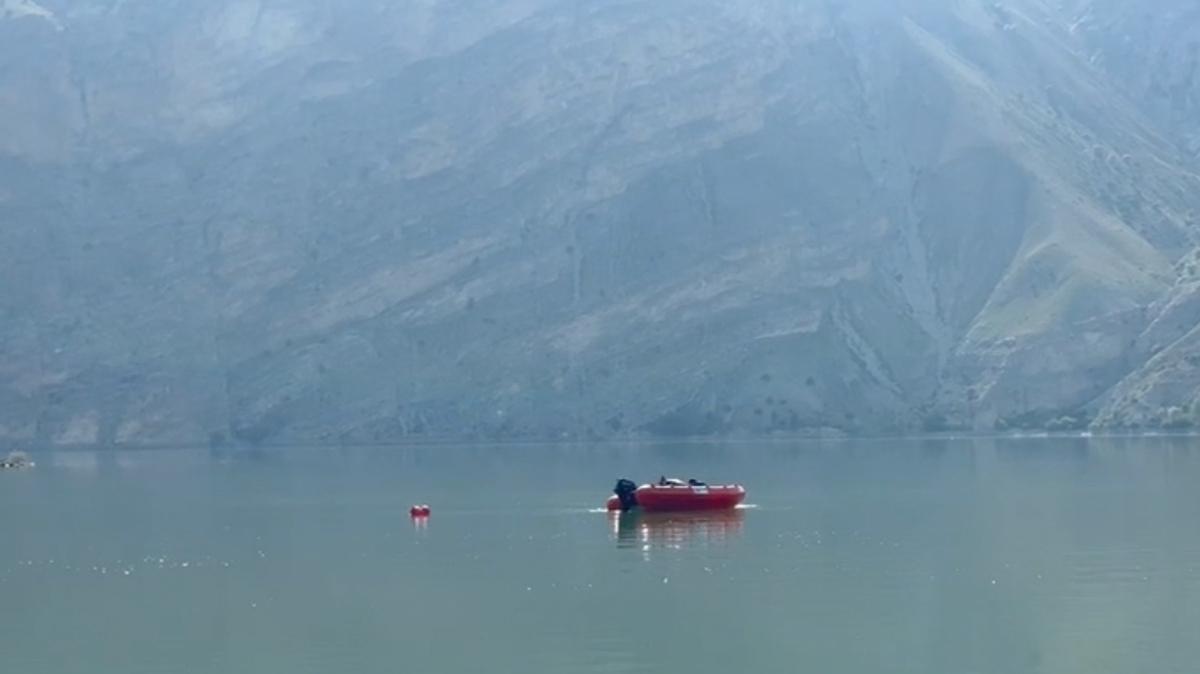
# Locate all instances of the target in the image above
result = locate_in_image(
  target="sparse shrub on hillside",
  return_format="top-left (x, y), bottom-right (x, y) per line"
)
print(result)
top-left (1045, 415), bottom-right (1087, 432)
top-left (922, 413), bottom-right (951, 433)
top-left (998, 410), bottom-right (1091, 432)
top-left (1161, 406), bottom-right (1195, 429)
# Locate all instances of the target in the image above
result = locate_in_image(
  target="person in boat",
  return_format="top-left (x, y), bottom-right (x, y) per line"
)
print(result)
top-left (1, 451), bottom-right (32, 470)
top-left (656, 476), bottom-right (708, 487)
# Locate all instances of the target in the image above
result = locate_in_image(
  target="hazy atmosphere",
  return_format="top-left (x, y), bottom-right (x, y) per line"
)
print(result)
top-left (4, 0), bottom-right (1200, 446)
top-left (6, 3), bottom-right (1200, 674)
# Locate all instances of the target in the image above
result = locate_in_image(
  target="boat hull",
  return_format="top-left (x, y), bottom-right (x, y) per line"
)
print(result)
top-left (632, 484), bottom-right (745, 512)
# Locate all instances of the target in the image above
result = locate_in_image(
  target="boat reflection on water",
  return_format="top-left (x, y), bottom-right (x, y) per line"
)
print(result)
top-left (609, 508), bottom-right (745, 550)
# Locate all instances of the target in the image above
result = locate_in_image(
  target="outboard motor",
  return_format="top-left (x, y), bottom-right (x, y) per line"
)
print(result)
top-left (613, 478), bottom-right (639, 511)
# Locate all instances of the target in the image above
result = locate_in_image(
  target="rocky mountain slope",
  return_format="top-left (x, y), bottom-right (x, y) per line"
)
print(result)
top-left (3, 0), bottom-right (1200, 447)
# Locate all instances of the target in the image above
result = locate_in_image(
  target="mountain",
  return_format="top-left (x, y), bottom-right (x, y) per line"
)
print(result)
top-left (3, 0), bottom-right (1200, 447)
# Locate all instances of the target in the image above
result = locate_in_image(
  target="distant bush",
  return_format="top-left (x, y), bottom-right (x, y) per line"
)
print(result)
top-left (643, 406), bottom-right (725, 437)
top-left (1161, 406), bottom-right (1195, 430)
top-left (998, 409), bottom-right (1091, 432)
top-left (1045, 415), bottom-right (1087, 432)
top-left (1163, 416), bottom-right (1193, 430)
top-left (921, 414), bottom-right (951, 432)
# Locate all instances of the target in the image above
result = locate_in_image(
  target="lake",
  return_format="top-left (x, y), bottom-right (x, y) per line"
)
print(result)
top-left (2, 436), bottom-right (1199, 673)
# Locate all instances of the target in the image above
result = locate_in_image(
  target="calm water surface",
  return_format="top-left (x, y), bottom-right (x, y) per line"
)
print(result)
top-left (3, 437), bottom-right (1200, 673)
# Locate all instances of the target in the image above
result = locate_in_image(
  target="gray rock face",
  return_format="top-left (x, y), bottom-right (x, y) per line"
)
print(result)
top-left (4, 0), bottom-right (1200, 446)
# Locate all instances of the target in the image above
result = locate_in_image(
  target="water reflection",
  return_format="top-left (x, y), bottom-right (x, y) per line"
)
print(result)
top-left (609, 509), bottom-right (744, 550)
top-left (5, 441), bottom-right (1200, 674)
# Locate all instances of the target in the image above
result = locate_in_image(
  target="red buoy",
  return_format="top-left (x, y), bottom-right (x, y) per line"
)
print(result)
top-left (410, 505), bottom-right (431, 517)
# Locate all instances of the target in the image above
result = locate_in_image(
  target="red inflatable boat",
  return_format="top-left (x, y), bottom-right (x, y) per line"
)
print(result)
top-left (606, 481), bottom-right (746, 512)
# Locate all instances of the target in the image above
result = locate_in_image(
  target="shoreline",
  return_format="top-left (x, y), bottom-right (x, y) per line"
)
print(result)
top-left (8, 429), bottom-right (1200, 454)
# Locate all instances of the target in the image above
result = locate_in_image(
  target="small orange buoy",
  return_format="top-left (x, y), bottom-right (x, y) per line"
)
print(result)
top-left (410, 505), bottom-right (431, 517)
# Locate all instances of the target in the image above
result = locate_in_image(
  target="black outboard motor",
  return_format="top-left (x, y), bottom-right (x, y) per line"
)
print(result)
top-left (613, 478), bottom-right (639, 511)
